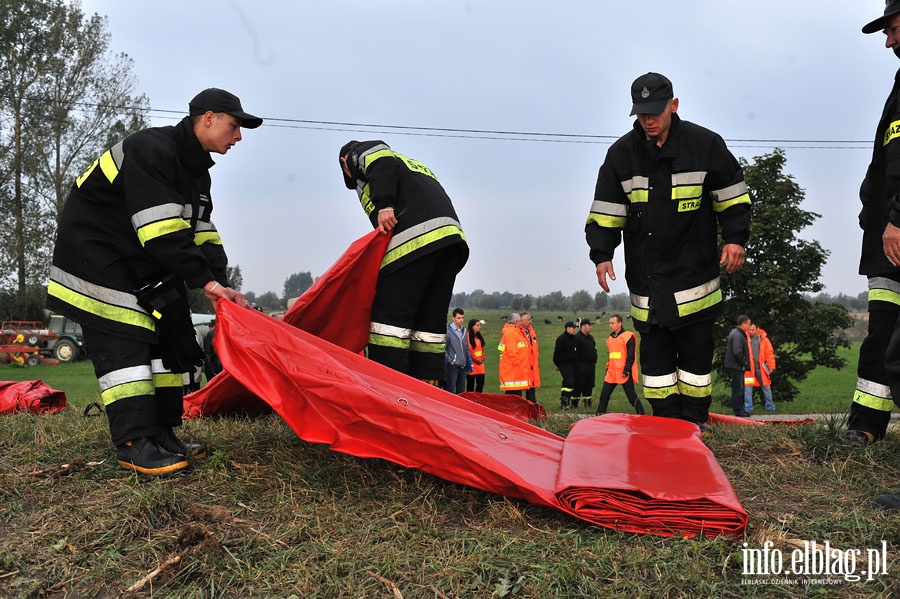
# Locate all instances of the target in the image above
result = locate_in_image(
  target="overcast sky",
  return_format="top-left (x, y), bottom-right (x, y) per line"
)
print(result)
top-left (78, 1), bottom-right (893, 299)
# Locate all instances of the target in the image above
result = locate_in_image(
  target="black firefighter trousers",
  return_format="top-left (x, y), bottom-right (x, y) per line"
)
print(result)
top-left (83, 324), bottom-right (185, 447)
top-left (368, 244), bottom-right (467, 381)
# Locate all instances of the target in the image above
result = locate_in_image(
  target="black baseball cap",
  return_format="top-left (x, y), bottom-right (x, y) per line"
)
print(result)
top-left (630, 72), bottom-right (674, 116)
top-left (564, 321), bottom-right (576, 328)
top-left (189, 88), bottom-right (263, 129)
top-left (863, 0), bottom-right (900, 33)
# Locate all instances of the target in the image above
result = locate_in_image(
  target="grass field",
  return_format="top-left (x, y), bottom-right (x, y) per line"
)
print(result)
top-left (1, 313), bottom-right (897, 598)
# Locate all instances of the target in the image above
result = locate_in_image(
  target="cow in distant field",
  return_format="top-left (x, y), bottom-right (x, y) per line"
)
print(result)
top-left (543, 319), bottom-right (552, 325)
top-left (557, 314), bottom-right (563, 322)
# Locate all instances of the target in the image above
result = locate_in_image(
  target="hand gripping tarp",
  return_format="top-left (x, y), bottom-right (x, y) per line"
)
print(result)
top-left (0, 380), bottom-right (67, 415)
top-left (212, 299), bottom-right (748, 538)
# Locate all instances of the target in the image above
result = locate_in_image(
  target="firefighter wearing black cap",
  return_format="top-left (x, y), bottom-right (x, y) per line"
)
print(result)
top-left (846, 3), bottom-right (900, 461)
top-left (48, 88), bottom-right (261, 475)
top-left (552, 321), bottom-right (578, 410)
top-left (339, 141), bottom-right (468, 383)
top-left (585, 72), bottom-right (751, 430)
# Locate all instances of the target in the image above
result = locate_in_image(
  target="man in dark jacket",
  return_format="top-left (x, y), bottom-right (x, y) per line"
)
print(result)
top-left (585, 72), bottom-right (751, 430)
top-left (725, 315), bottom-right (752, 417)
top-left (339, 141), bottom-right (468, 384)
top-left (572, 320), bottom-right (598, 409)
top-left (48, 88), bottom-right (259, 476)
top-left (552, 321), bottom-right (578, 410)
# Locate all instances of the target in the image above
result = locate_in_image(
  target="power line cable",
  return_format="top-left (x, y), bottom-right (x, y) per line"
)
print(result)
top-left (8, 94), bottom-right (874, 149)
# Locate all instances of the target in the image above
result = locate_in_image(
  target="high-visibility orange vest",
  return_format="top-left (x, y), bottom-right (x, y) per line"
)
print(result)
top-left (605, 329), bottom-right (638, 384)
top-left (498, 324), bottom-right (531, 391)
top-left (468, 336), bottom-right (485, 376)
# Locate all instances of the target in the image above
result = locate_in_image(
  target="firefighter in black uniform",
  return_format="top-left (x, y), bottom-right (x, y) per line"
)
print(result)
top-left (552, 321), bottom-right (578, 410)
top-left (48, 88), bottom-right (260, 475)
top-left (572, 320), bottom-right (598, 409)
top-left (339, 141), bottom-right (468, 383)
top-left (585, 73), bottom-right (751, 430)
top-left (849, 1), bottom-right (900, 512)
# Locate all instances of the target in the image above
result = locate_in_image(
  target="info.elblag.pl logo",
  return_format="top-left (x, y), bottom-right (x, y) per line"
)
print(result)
top-left (741, 540), bottom-right (890, 585)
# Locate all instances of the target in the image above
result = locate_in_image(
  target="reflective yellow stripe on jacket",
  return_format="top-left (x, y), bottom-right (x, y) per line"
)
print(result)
top-left (48, 266), bottom-right (155, 331)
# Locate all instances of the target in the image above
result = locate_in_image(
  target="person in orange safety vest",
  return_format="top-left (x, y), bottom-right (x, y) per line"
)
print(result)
top-left (498, 313), bottom-right (534, 398)
top-left (596, 314), bottom-right (645, 415)
top-left (743, 322), bottom-right (776, 414)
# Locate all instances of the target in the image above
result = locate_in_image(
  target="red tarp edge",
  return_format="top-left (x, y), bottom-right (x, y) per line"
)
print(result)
top-left (0, 380), bottom-right (67, 415)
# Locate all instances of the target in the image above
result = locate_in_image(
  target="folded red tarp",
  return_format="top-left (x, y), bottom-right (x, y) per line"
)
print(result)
top-left (0, 380), bottom-right (67, 415)
top-left (213, 299), bottom-right (748, 538)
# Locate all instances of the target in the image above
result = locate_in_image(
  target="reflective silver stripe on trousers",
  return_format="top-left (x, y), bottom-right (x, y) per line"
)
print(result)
top-left (642, 372), bottom-right (678, 388)
top-left (50, 265), bottom-right (146, 313)
top-left (370, 322), bottom-right (412, 339)
top-left (857, 377), bottom-right (892, 399)
top-left (869, 276), bottom-right (900, 294)
top-left (673, 277), bottom-right (720, 304)
top-left (151, 359), bottom-right (173, 375)
top-left (411, 330), bottom-right (446, 343)
top-left (677, 368), bottom-right (712, 387)
top-left (98, 365), bottom-right (152, 391)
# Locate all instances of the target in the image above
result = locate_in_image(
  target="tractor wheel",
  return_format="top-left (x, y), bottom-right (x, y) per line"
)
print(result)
top-left (26, 354), bottom-right (41, 366)
top-left (54, 339), bottom-right (79, 362)
top-left (26, 334), bottom-right (40, 346)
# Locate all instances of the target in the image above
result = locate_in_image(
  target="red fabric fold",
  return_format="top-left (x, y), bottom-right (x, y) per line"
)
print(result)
top-left (213, 300), bottom-right (748, 537)
top-left (0, 380), bottom-right (67, 415)
top-left (183, 229), bottom-right (390, 418)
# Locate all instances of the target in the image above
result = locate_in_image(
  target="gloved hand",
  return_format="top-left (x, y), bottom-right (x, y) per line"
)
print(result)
top-left (622, 370), bottom-right (630, 379)
top-left (136, 277), bottom-right (204, 373)
top-left (157, 306), bottom-right (204, 373)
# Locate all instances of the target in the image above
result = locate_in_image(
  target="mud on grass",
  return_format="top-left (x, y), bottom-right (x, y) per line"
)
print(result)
top-left (0, 412), bottom-right (899, 598)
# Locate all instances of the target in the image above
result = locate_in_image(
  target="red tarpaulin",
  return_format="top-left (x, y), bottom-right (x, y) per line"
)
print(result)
top-left (707, 413), bottom-right (816, 427)
top-left (0, 380), bottom-right (67, 415)
top-left (212, 300), bottom-right (748, 538)
top-left (184, 230), bottom-right (390, 418)
top-left (186, 230), bottom-right (747, 537)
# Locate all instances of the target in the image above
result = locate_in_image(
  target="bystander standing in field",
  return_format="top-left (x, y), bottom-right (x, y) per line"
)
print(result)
top-left (725, 315), bottom-right (752, 417)
top-left (498, 313), bottom-right (532, 397)
top-left (743, 322), bottom-right (776, 414)
top-left (596, 314), bottom-right (645, 416)
top-left (466, 319), bottom-right (486, 392)
top-left (573, 320), bottom-right (598, 409)
top-left (552, 321), bottom-right (578, 410)
top-left (445, 308), bottom-right (469, 394)
top-left (520, 312), bottom-right (541, 403)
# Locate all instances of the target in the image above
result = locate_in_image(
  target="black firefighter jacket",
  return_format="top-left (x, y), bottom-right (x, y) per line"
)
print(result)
top-left (585, 114), bottom-right (751, 331)
top-left (48, 116), bottom-right (229, 342)
top-left (343, 140), bottom-right (468, 275)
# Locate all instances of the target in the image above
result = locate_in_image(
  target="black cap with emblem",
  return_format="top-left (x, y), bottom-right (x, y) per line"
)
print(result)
top-left (863, 0), bottom-right (900, 34)
top-left (629, 72), bottom-right (674, 116)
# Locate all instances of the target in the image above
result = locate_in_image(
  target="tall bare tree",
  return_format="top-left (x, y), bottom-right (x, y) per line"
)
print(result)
top-left (0, 0), bottom-right (148, 293)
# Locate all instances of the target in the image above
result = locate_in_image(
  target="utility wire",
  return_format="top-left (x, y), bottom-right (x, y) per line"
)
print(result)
top-left (10, 94), bottom-right (873, 149)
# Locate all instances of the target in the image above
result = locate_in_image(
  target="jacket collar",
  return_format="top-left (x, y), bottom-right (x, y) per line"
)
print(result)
top-left (176, 116), bottom-right (215, 173)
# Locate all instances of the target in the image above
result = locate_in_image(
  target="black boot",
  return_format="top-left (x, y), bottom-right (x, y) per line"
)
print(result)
top-left (116, 437), bottom-right (188, 476)
top-left (571, 397), bottom-right (580, 409)
top-left (156, 428), bottom-right (208, 459)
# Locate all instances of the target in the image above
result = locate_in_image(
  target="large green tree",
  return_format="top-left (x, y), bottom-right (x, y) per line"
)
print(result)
top-left (0, 0), bottom-right (147, 294)
top-left (716, 149), bottom-right (852, 403)
top-left (283, 271), bottom-right (314, 301)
